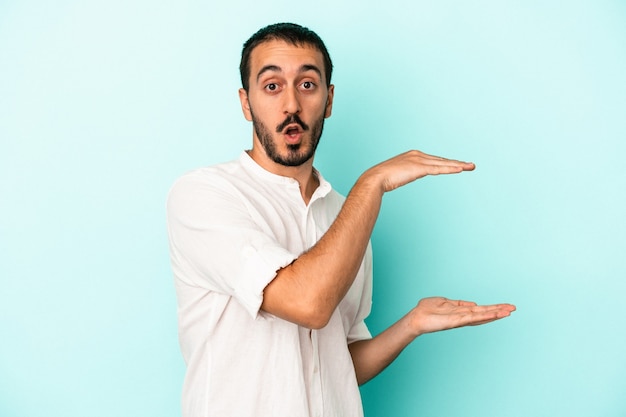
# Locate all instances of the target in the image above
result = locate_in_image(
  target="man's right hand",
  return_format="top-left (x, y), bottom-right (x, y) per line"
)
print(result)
top-left (262, 149), bottom-right (475, 329)
top-left (361, 150), bottom-right (475, 194)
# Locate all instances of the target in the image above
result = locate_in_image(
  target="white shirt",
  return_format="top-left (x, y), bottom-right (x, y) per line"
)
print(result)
top-left (167, 152), bottom-right (373, 417)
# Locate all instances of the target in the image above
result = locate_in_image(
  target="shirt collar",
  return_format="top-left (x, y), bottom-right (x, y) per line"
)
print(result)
top-left (239, 151), bottom-right (332, 202)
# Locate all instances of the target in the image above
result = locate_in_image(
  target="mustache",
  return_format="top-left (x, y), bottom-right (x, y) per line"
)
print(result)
top-left (276, 114), bottom-right (309, 133)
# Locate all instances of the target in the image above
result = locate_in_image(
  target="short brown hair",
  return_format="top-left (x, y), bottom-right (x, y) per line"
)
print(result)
top-left (239, 22), bottom-right (333, 92)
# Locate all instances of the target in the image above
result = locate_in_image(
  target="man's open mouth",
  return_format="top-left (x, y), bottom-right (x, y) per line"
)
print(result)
top-left (284, 125), bottom-right (302, 137)
top-left (287, 128), bottom-right (299, 136)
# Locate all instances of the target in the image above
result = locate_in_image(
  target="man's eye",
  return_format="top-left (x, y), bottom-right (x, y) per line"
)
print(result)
top-left (265, 83), bottom-right (278, 91)
top-left (302, 81), bottom-right (314, 89)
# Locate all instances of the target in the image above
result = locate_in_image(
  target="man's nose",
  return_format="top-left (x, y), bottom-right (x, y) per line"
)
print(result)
top-left (283, 86), bottom-right (301, 114)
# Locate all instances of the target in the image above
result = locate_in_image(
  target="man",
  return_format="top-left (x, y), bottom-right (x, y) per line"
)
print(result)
top-left (167, 22), bottom-right (515, 417)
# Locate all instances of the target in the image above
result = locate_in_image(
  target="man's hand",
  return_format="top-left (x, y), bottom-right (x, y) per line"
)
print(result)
top-left (262, 149), bottom-right (476, 329)
top-left (361, 150), bottom-right (476, 193)
top-left (408, 297), bottom-right (516, 337)
top-left (349, 297), bottom-right (515, 385)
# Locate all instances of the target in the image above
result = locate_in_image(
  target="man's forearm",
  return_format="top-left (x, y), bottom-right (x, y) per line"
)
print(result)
top-left (262, 173), bottom-right (384, 328)
top-left (261, 151), bottom-right (476, 328)
top-left (349, 297), bottom-right (517, 385)
top-left (348, 312), bottom-right (418, 385)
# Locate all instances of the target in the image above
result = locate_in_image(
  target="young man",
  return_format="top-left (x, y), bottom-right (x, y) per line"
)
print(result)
top-left (167, 22), bottom-right (515, 417)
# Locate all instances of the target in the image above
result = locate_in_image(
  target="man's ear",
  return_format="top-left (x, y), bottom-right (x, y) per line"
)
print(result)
top-left (324, 84), bottom-right (334, 118)
top-left (239, 88), bottom-right (253, 121)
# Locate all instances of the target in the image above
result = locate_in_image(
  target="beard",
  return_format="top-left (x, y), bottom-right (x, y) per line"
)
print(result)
top-left (250, 109), bottom-right (325, 167)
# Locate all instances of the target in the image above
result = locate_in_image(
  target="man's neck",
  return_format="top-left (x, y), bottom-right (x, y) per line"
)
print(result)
top-left (246, 149), bottom-right (319, 205)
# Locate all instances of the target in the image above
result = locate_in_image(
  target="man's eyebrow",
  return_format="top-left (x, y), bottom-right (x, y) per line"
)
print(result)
top-left (256, 65), bottom-right (281, 82)
top-left (256, 64), bottom-right (323, 82)
top-left (300, 64), bottom-right (322, 79)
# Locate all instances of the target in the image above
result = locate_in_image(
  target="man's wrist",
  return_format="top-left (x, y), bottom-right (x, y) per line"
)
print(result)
top-left (355, 169), bottom-right (387, 197)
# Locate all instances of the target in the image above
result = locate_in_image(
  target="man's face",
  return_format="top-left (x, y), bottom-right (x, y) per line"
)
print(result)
top-left (239, 40), bottom-right (334, 168)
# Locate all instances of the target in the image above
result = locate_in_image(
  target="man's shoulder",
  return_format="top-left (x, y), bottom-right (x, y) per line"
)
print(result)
top-left (173, 157), bottom-right (244, 186)
top-left (167, 157), bottom-right (246, 205)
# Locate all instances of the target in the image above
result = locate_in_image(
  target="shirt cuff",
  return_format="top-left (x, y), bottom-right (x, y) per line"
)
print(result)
top-left (234, 244), bottom-right (297, 320)
top-left (347, 320), bottom-right (372, 344)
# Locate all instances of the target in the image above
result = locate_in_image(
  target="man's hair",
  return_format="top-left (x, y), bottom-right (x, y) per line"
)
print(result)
top-left (239, 22), bottom-right (333, 92)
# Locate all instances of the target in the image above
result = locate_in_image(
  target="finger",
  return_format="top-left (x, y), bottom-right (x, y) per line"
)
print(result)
top-left (421, 156), bottom-right (475, 171)
top-left (468, 303), bottom-right (516, 312)
top-left (454, 300), bottom-right (478, 307)
top-left (475, 304), bottom-right (517, 315)
top-left (416, 157), bottom-right (475, 171)
top-left (403, 150), bottom-right (475, 171)
top-left (417, 164), bottom-right (473, 177)
top-left (447, 304), bottom-right (513, 326)
top-left (466, 307), bottom-right (514, 323)
top-left (411, 150), bottom-right (471, 164)
top-left (467, 308), bottom-right (513, 321)
top-left (500, 303), bottom-right (517, 311)
top-left (466, 318), bottom-right (501, 326)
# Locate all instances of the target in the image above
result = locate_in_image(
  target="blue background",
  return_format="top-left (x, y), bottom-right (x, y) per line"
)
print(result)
top-left (1, 1), bottom-right (625, 416)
